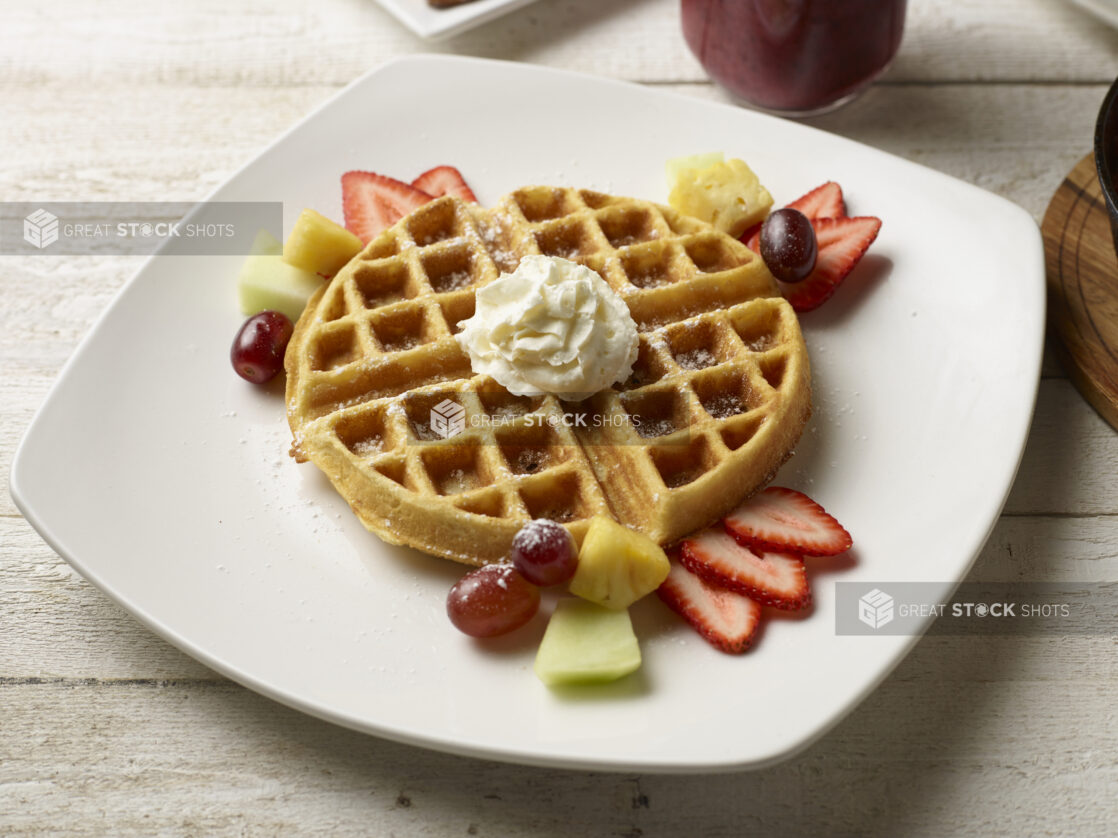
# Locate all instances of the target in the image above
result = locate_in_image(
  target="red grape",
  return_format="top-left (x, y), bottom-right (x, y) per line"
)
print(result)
top-left (759, 208), bottom-right (817, 283)
top-left (446, 564), bottom-right (540, 638)
top-left (231, 310), bottom-right (293, 384)
top-left (510, 520), bottom-right (578, 587)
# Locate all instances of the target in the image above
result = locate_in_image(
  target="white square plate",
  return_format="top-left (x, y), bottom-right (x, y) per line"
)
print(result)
top-left (375, 0), bottom-right (540, 40)
top-left (11, 56), bottom-right (1045, 772)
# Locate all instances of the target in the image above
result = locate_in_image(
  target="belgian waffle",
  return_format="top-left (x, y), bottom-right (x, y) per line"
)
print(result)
top-left (285, 186), bottom-right (811, 565)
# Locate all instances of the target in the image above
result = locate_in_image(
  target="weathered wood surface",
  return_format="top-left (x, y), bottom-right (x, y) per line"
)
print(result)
top-left (3, 0), bottom-right (1117, 85)
top-left (3, 0), bottom-right (1118, 835)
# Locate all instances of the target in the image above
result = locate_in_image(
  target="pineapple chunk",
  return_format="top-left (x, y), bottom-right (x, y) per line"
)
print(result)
top-left (282, 208), bottom-right (364, 277)
top-left (534, 599), bottom-right (641, 687)
top-left (665, 151), bottom-right (725, 193)
top-left (568, 516), bottom-right (670, 610)
top-left (668, 157), bottom-right (773, 238)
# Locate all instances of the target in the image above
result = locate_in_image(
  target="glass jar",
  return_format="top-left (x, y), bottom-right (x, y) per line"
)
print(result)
top-left (681, 0), bottom-right (907, 116)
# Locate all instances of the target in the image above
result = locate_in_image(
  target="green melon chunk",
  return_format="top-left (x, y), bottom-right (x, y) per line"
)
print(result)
top-left (236, 229), bottom-right (323, 323)
top-left (534, 599), bottom-right (641, 687)
top-left (249, 229), bottom-right (282, 257)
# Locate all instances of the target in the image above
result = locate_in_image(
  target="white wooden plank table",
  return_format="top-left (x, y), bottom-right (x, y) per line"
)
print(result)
top-left (3, 1), bottom-right (1118, 834)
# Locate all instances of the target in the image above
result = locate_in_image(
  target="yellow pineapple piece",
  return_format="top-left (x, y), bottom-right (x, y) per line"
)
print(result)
top-left (568, 516), bottom-right (671, 610)
top-left (668, 157), bottom-right (773, 238)
top-left (665, 151), bottom-right (726, 192)
top-left (282, 208), bottom-right (364, 277)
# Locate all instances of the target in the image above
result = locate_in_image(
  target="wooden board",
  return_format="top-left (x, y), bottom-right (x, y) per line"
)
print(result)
top-left (1043, 151), bottom-right (1118, 431)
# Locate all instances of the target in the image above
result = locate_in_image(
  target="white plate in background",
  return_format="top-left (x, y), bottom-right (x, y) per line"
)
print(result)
top-left (375, 0), bottom-right (541, 40)
top-left (11, 56), bottom-right (1045, 772)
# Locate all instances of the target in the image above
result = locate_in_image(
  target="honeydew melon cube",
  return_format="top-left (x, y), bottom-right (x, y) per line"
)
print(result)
top-left (249, 228), bottom-right (282, 257)
top-left (534, 599), bottom-right (641, 687)
top-left (237, 229), bottom-right (323, 323)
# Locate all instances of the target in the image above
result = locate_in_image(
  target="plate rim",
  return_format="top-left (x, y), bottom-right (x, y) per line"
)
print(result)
top-left (9, 54), bottom-right (1047, 773)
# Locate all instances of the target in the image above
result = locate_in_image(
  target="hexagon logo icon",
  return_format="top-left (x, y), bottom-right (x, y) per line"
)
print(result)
top-left (24, 209), bottom-right (59, 249)
top-left (858, 588), bottom-right (894, 629)
top-left (430, 398), bottom-right (466, 439)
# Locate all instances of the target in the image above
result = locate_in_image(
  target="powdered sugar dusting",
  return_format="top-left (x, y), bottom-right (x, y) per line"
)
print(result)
top-left (636, 417), bottom-right (677, 438)
top-left (676, 347), bottom-right (717, 370)
top-left (489, 401), bottom-right (530, 419)
top-left (440, 467), bottom-right (472, 494)
top-left (703, 393), bottom-right (745, 419)
top-left (512, 518), bottom-right (572, 552)
top-left (410, 419), bottom-right (439, 441)
top-left (383, 334), bottom-right (421, 352)
top-left (546, 243), bottom-right (580, 260)
top-left (435, 269), bottom-right (472, 292)
top-left (477, 214), bottom-right (517, 272)
top-left (352, 437), bottom-right (384, 456)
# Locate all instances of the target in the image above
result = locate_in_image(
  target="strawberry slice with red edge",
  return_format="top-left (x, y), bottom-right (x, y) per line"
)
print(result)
top-left (679, 528), bottom-right (810, 610)
top-left (742, 180), bottom-right (846, 251)
top-left (724, 487), bottom-right (852, 557)
top-left (740, 222), bottom-right (762, 251)
top-left (781, 215), bottom-right (881, 312)
top-left (657, 561), bottom-right (762, 654)
top-left (787, 180), bottom-right (846, 223)
top-left (341, 171), bottom-right (434, 244)
top-left (412, 165), bottom-right (478, 203)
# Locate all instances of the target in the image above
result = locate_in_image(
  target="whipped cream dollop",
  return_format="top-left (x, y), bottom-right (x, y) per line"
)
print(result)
top-left (455, 255), bottom-right (638, 400)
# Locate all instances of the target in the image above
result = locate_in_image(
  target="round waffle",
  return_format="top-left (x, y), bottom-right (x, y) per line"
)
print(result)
top-left (285, 187), bottom-right (811, 565)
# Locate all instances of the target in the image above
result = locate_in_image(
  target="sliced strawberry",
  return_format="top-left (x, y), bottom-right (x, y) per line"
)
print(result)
top-left (679, 528), bottom-right (810, 610)
top-left (742, 181), bottom-right (846, 252)
top-left (657, 561), bottom-right (762, 654)
top-left (724, 487), bottom-right (852, 557)
top-left (740, 222), bottom-right (762, 252)
top-left (781, 215), bottom-right (881, 312)
top-left (787, 180), bottom-right (846, 223)
top-left (412, 166), bottom-right (478, 203)
top-left (341, 171), bottom-right (433, 244)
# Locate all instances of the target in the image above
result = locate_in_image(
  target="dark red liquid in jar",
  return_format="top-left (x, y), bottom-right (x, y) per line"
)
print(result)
top-left (681, 0), bottom-right (906, 114)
